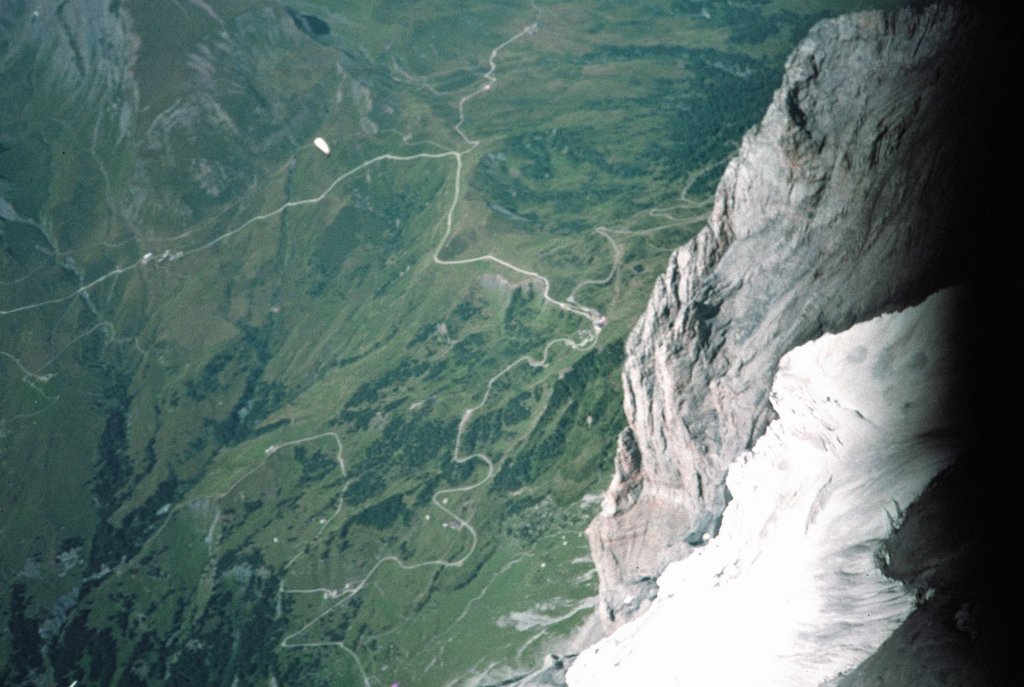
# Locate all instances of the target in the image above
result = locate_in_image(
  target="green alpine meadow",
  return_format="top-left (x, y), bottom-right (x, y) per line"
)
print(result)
top-left (0, 1), bottom-right (906, 684)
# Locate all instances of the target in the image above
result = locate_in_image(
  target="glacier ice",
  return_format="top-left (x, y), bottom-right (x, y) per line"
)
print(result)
top-left (568, 288), bottom-right (961, 686)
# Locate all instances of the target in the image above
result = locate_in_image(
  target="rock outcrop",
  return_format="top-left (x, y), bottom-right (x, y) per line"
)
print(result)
top-left (570, 288), bottom-right (964, 685)
top-left (587, 2), bottom-right (991, 627)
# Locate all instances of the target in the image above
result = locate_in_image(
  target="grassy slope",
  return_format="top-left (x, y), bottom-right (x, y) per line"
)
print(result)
top-left (0, 0), bottom-right (908, 685)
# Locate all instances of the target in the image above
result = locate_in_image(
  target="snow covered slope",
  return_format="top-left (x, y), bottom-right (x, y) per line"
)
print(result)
top-left (569, 287), bottom-right (962, 686)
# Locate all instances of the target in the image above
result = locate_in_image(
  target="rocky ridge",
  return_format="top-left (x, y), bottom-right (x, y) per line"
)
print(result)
top-left (586, 2), bottom-right (986, 627)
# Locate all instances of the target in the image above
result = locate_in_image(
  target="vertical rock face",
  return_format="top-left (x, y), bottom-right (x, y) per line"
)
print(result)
top-left (570, 288), bottom-right (964, 686)
top-left (587, 3), bottom-right (985, 627)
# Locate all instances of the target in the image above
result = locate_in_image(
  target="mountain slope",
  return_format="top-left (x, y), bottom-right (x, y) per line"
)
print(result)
top-left (587, 1), bottom-right (986, 626)
top-left (581, 1), bottom-right (1020, 683)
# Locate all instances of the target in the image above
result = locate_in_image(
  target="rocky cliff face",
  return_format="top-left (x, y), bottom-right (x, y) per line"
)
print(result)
top-left (586, 3), bottom-right (989, 627)
top-left (570, 287), bottom-right (964, 685)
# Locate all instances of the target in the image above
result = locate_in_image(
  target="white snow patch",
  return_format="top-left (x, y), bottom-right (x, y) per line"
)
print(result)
top-left (497, 598), bottom-right (597, 632)
top-left (568, 288), bottom-right (961, 687)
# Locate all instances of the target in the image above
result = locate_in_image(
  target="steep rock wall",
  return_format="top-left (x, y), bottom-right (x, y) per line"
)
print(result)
top-left (587, 3), bottom-right (985, 626)
top-left (570, 288), bottom-right (964, 685)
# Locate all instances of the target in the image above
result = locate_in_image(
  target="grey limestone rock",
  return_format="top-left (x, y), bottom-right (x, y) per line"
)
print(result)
top-left (587, 2), bottom-right (987, 628)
